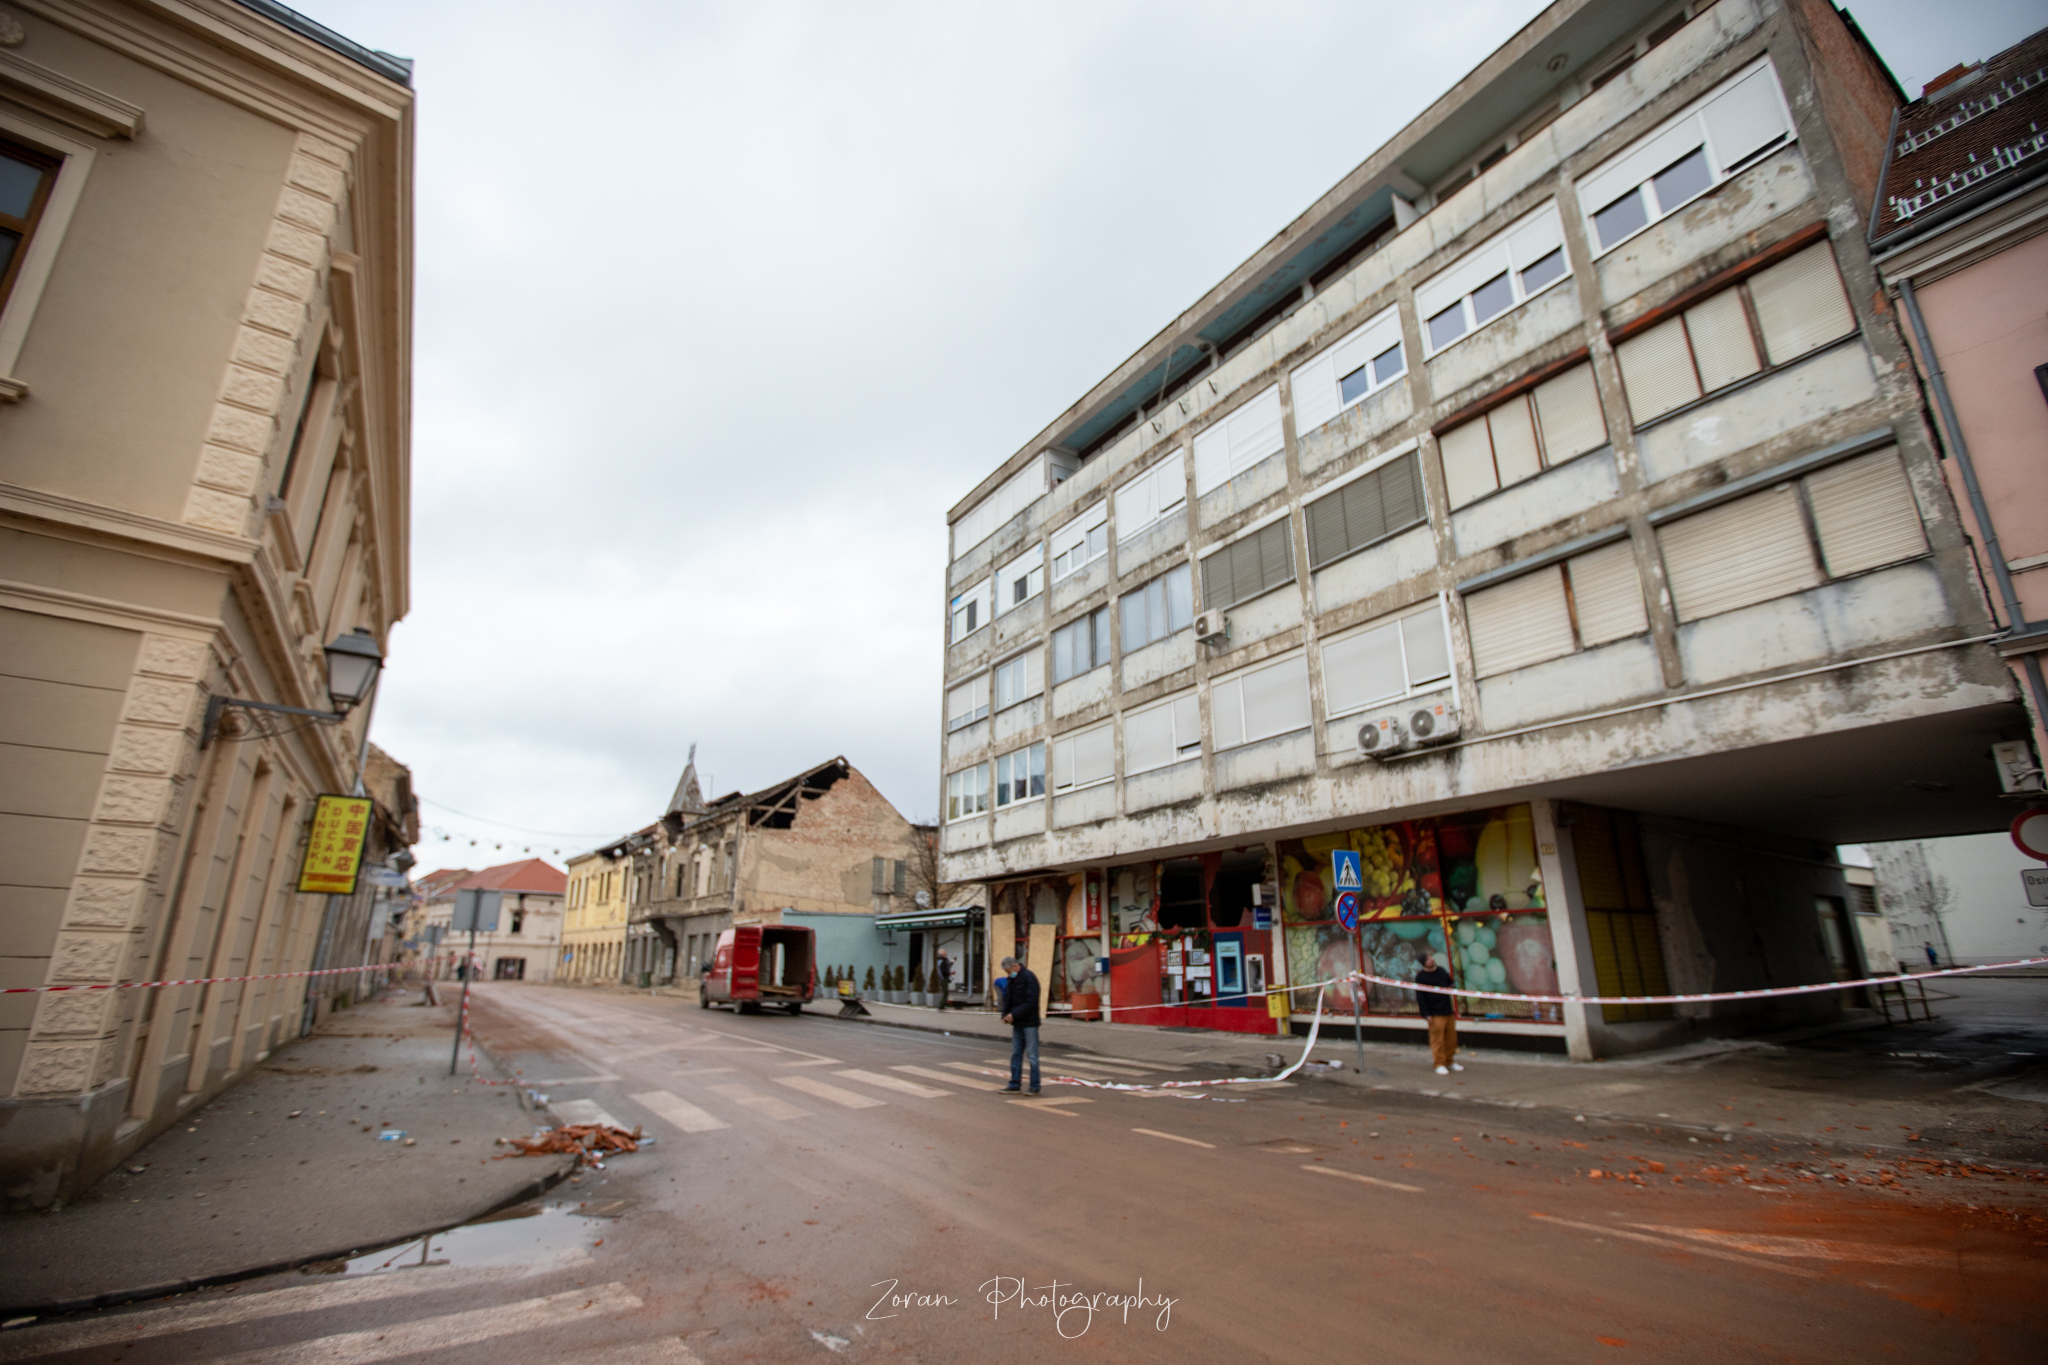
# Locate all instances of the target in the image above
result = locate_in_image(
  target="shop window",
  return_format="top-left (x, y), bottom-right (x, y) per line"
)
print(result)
top-left (1463, 538), bottom-right (1648, 677)
top-left (995, 543), bottom-right (1043, 614)
top-left (1052, 605), bottom-right (1111, 682)
top-left (1568, 805), bottom-right (1670, 1022)
top-left (1116, 451), bottom-right (1187, 543)
top-left (1050, 500), bottom-right (1108, 581)
top-left (1211, 652), bottom-right (1311, 751)
top-left (1414, 203), bottom-right (1572, 358)
top-left (945, 673), bottom-right (990, 731)
top-left (1289, 303), bottom-right (1405, 438)
top-left (1125, 690), bottom-right (1200, 774)
top-left (1192, 385), bottom-right (1285, 496)
top-left (1437, 363), bottom-right (1608, 508)
top-left (1322, 599), bottom-right (1452, 716)
top-left (1615, 241), bottom-right (1856, 428)
top-left (1200, 517), bottom-right (1294, 612)
top-left (1304, 450), bottom-right (1426, 568)
top-left (1578, 58), bottom-right (1796, 256)
top-left (1655, 446), bottom-right (1925, 622)
top-left (1120, 562), bottom-right (1194, 652)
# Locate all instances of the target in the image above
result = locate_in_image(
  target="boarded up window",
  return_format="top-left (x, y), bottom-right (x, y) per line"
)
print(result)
top-left (1304, 453), bottom-right (1425, 568)
top-left (1805, 447), bottom-right (1927, 577)
top-left (1658, 486), bottom-right (1821, 621)
top-left (1201, 517), bottom-right (1296, 610)
top-left (1569, 804), bottom-right (1670, 1023)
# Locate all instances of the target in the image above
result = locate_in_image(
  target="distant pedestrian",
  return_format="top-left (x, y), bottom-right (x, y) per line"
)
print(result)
top-left (1000, 955), bottom-right (1042, 1094)
top-left (1923, 941), bottom-right (1940, 970)
top-left (935, 949), bottom-right (954, 1004)
top-left (1414, 952), bottom-right (1462, 1076)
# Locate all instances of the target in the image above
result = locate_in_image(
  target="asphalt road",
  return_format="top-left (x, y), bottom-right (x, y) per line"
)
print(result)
top-left (8, 983), bottom-right (2043, 1363)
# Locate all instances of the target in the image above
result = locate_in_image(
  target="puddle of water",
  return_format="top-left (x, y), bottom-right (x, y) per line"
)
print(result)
top-left (339, 1203), bottom-right (603, 1276)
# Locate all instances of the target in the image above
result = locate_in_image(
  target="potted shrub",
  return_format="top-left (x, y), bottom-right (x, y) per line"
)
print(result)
top-left (862, 965), bottom-right (875, 997)
top-left (885, 965), bottom-right (902, 1004)
top-left (909, 964), bottom-right (926, 1006)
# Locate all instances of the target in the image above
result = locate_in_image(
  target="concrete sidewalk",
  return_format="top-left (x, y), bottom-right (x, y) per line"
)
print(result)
top-left (805, 979), bottom-right (2048, 1168)
top-left (0, 989), bottom-right (575, 1316)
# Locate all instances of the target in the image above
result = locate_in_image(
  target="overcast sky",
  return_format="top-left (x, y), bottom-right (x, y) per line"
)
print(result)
top-left (294, 0), bottom-right (2048, 868)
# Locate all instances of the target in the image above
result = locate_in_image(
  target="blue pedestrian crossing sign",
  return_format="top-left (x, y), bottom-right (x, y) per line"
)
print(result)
top-left (1332, 850), bottom-right (1363, 930)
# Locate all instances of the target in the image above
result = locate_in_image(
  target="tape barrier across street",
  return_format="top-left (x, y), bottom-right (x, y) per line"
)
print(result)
top-left (0, 954), bottom-right (477, 994)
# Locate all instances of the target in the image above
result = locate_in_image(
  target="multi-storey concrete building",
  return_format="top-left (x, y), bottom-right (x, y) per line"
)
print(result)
top-left (0, 1), bottom-right (411, 1206)
top-left (937, 0), bottom-right (2035, 1059)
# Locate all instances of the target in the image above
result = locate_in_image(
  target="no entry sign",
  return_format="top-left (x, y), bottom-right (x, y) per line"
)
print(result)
top-left (2013, 808), bottom-right (2048, 862)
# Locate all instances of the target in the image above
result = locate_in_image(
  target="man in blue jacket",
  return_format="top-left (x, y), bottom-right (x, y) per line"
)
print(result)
top-left (999, 955), bottom-right (1042, 1094)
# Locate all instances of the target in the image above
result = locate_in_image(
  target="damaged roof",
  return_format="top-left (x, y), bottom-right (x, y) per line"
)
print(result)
top-left (1870, 25), bottom-right (2048, 249)
top-left (689, 757), bottom-right (855, 831)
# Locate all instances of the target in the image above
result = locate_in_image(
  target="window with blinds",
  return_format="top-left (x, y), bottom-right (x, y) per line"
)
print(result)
top-left (945, 674), bottom-right (990, 731)
top-left (993, 649), bottom-right (1043, 711)
top-left (1304, 453), bottom-right (1425, 568)
top-left (1116, 452), bottom-right (1187, 543)
top-left (1615, 241), bottom-right (1857, 427)
top-left (1437, 363), bottom-right (1608, 508)
top-left (1321, 601), bottom-right (1453, 716)
top-left (1052, 605), bottom-right (1112, 682)
top-left (1201, 518), bottom-right (1296, 611)
top-left (1126, 692), bottom-right (1201, 774)
top-left (1656, 447), bottom-right (1924, 621)
top-left (1289, 304), bottom-right (1406, 437)
top-left (1052, 723), bottom-right (1114, 792)
top-left (949, 578), bottom-right (992, 642)
top-left (1050, 501), bottom-right (1108, 581)
top-left (1192, 386), bottom-right (1285, 496)
top-left (1568, 805), bottom-right (1670, 1022)
top-left (995, 543), bottom-right (1043, 616)
top-left (1463, 538), bottom-right (1648, 677)
top-left (1120, 563), bottom-right (1194, 652)
top-left (1212, 652), bottom-right (1311, 751)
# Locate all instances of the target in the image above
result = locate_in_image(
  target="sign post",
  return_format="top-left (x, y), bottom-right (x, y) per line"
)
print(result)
top-left (1331, 851), bottom-right (1368, 1075)
top-left (447, 889), bottom-right (501, 1076)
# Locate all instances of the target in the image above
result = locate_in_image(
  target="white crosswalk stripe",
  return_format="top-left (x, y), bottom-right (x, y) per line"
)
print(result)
top-left (773, 1074), bottom-right (885, 1109)
top-left (198, 1283), bottom-right (640, 1365)
top-left (552, 1098), bottom-right (629, 1130)
top-left (890, 1063), bottom-right (1004, 1091)
top-left (834, 1068), bottom-right (949, 1098)
top-left (630, 1089), bottom-right (730, 1133)
top-left (943, 1061), bottom-right (1013, 1081)
top-left (0, 1268), bottom-right (504, 1361)
top-left (709, 1082), bottom-right (811, 1120)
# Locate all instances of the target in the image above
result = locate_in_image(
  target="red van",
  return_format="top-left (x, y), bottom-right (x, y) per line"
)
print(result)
top-left (699, 926), bottom-right (817, 1014)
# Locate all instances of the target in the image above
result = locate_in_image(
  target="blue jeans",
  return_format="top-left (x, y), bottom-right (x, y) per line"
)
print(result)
top-left (1009, 1026), bottom-right (1040, 1091)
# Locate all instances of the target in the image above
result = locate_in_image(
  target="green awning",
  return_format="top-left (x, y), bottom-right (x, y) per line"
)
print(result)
top-left (874, 907), bottom-right (983, 931)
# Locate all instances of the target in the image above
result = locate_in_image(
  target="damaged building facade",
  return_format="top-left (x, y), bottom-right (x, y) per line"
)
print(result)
top-left (580, 754), bottom-right (932, 990)
top-left (937, 0), bottom-right (2037, 1059)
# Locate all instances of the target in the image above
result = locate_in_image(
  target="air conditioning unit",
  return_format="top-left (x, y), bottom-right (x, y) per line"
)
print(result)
top-left (1358, 694), bottom-right (1461, 761)
top-left (1194, 610), bottom-right (1229, 643)
top-left (1405, 695), bottom-right (1462, 747)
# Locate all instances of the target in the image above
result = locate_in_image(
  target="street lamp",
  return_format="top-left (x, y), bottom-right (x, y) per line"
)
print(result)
top-left (199, 628), bottom-right (386, 749)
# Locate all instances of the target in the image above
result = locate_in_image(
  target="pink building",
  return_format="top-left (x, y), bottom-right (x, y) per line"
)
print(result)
top-left (1869, 27), bottom-right (2048, 778)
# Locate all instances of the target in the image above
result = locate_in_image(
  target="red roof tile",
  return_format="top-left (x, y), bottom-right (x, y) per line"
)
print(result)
top-left (453, 858), bottom-right (567, 895)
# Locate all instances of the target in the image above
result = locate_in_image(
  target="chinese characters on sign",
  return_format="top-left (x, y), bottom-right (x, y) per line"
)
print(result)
top-left (298, 794), bottom-right (373, 895)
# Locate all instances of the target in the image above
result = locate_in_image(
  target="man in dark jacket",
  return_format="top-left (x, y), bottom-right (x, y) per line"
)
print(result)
top-left (1414, 951), bottom-right (1462, 1076)
top-left (999, 955), bottom-right (1042, 1094)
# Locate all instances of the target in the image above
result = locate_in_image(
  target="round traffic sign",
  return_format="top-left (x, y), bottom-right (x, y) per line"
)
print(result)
top-left (1335, 890), bottom-right (1360, 930)
top-left (2013, 807), bottom-right (2048, 862)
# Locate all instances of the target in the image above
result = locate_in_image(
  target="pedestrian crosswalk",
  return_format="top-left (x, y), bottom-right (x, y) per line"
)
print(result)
top-left (0, 1276), bottom-right (695, 1364)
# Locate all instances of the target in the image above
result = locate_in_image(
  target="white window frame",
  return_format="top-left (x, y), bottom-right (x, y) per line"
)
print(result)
top-left (1211, 650), bottom-right (1312, 751)
top-left (1192, 385), bottom-right (1285, 496)
top-left (949, 578), bottom-right (992, 643)
top-left (944, 764), bottom-right (989, 823)
top-left (1051, 604), bottom-right (1111, 683)
top-left (1414, 202), bottom-right (1573, 359)
top-left (1289, 304), bottom-right (1406, 438)
top-left (1124, 690), bottom-right (1202, 775)
top-left (995, 543), bottom-right (1044, 616)
top-left (993, 742), bottom-right (1046, 808)
top-left (945, 673), bottom-right (990, 731)
top-left (1119, 561), bottom-right (1194, 653)
top-left (952, 454), bottom-right (1048, 560)
top-left (993, 648), bottom-right (1044, 711)
top-left (1320, 598), bottom-right (1454, 719)
top-left (1051, 722), bottom-right (1114, 793)
top-left (1050, 500), bottom-right (1109, 582)
top-left (1577, 57), bottom-right (1798, 259)
top-left (1115, 450), bottom-right (1187, 543)
top-left (0, 115), bottom-right (97, 387)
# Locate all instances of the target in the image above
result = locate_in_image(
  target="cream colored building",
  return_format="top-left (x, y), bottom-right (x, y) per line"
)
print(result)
top-left (415, 860), bottom-right (565, 983)
top-left (561, 844), bottom-right (635, 984)
top-left (0, 2), bottom-right (412, 1208)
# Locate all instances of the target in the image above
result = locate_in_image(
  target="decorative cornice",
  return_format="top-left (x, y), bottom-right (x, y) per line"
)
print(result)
top-left (0, 481), bottom-right (257, 564)
top-left (0, 374), bottom-right (25, 402)
top-left (0, 46), bottom-right (143, 137)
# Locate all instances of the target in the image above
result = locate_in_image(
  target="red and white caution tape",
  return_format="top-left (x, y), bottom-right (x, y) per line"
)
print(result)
top-left (0, 956), bottom-right (464, 995)
top-left (1340, 956), bottom-right (2048, 1007)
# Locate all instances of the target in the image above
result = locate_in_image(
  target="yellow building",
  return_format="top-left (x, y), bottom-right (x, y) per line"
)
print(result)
top-left (561, 835), bottom-right (643, 984)
top-left (0, 2), bottom-right (413, 1207)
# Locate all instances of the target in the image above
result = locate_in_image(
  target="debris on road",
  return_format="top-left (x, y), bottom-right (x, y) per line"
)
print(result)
top-left (494, 1123), bottom-right (645, 1169)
